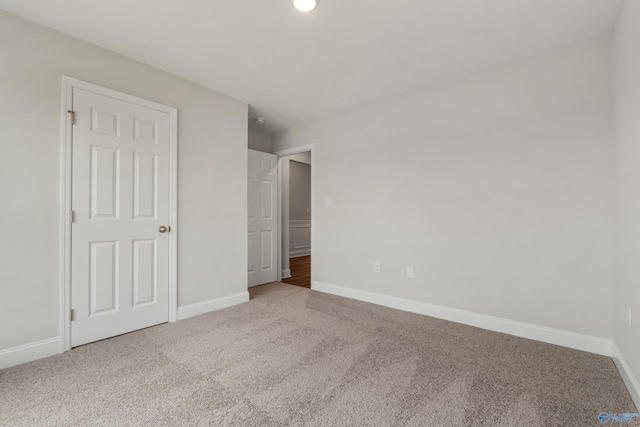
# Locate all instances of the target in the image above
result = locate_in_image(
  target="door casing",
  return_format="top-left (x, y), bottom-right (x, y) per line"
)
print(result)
top-left (59, 76), bottom-right (178, 352)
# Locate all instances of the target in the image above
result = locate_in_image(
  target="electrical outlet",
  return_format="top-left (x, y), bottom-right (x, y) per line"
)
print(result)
top-left (406, 266), bottom-right (414, 279)
top-left (374, 262), bottom-right (380, 273)
top-left (629, 306), bottom-right (633, 328)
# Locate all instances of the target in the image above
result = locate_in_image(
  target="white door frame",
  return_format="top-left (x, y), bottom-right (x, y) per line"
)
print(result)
top-left (274, 144), bottom-right (315, 287)
top-left (59, 76), bottom-right (178, 352)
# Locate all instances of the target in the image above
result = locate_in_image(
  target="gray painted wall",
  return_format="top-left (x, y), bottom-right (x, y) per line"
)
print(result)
top-left (273, 36), bottom-right (614, 339)
top-left (248, 128), bottom-right (272, 153)
top-left (0, 11), bottom-right (248, 351)
top-left (290, 161), bottom-right (311, 221)
top-left (613, 0), bottom-right (640, 396)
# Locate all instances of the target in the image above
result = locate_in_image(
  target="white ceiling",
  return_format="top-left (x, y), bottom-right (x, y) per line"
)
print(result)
top-left (0, 0), bottom-right (623, 134)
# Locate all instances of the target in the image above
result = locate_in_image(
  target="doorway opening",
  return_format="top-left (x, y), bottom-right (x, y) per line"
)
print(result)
top-left (275, 146), bottom-right (315, 291)
top-left (247, 144), bottom-right (315, 295)
top-left (280, 155), bottom-right (312, 288)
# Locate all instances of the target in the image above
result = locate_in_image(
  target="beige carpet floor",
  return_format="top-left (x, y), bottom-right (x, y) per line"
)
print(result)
top-left (0, 282), bottom-right (636, 426)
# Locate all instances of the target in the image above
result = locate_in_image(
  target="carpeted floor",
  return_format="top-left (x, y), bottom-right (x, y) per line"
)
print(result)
top-left (0, 282), bottom-right (636, 426)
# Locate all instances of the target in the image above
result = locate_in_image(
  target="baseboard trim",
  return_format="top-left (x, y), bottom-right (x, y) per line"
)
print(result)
top-left (281, 269), bottom-right (292, 279)
top-left (612, 342), bottom-right (640, 410)
top-left (177, 291), bottom-right (249, 321)
top-left (312, 281), bottom-right (612, 356)
top-left (0, 337), bottom-right (60, 370)
top-left (290, 250), bottom-right (311, 258)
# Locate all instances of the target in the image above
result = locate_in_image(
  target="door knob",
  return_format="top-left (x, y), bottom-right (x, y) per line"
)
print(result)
top-left (159, 225), bottom-right (168, 233)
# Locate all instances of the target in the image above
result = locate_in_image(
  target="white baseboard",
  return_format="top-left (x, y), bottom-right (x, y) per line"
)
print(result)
top-left (1, 292), bottom-right (249, 369)
top-left (281, 269), bottom-right (292, 279)
top-left (312, 281), bottom-right (612, 357)
top-left (290, 250), bottom-right (311, 258)
top-left (177, 291), bottom-right (249, 321)
top-left (612, 342), bottom-right (640, 410)
top-left (0, 337), bottom-right (60, 370)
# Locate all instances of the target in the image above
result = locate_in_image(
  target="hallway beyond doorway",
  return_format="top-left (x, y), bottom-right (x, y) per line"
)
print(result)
top-left (282, 256), bottom-right (310, 288)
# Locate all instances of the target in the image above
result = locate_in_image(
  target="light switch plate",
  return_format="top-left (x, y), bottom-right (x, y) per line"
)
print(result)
top-left (407, 266), bottom-right (414, 278)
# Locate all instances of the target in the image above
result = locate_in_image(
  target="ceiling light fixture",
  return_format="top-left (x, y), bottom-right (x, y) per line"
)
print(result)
top-left (293, 0), bottom-right (317, 12)
top-left (255, 117), bottom-right (266, 124)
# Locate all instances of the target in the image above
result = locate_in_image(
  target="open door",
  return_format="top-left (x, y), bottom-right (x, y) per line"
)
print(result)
top-left (248, 149), bottom-right (278, 287)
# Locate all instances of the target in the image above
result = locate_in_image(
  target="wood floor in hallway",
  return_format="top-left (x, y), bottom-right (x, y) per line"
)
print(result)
top-left (282, 255), bottom-right (311, 288)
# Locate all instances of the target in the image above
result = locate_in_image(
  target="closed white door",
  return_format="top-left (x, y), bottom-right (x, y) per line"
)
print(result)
top-left (248, 150), bottom-right (278, 287)
top-left (71, 88), bottom-right (171, 347)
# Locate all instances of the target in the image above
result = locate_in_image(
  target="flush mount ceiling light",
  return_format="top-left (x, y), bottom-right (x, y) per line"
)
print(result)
top-left (293, 0), bottom-right (317, 12)
top-left (255, 117), bottom-right (266, 124)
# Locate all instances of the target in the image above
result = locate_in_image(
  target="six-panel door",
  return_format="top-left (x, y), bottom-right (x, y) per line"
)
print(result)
top-left (71, 88), bottom-right (170, 347)
top-left (248, 150), bottom-right (278, 287)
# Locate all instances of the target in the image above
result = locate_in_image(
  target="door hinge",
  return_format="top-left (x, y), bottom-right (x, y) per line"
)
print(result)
top-left (67, 110), bottom-right (75, 125)
top-left (70, 309), bottom-right (75, 321)
top-left (70, 210), bottom-right (74, 223)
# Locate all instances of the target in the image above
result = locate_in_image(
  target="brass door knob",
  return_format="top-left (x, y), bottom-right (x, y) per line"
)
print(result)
top-left (159, 225), bottom-right (168, 233)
